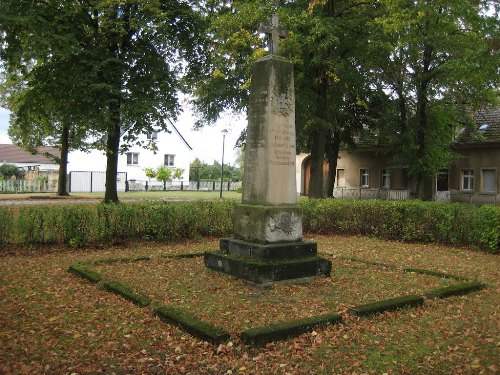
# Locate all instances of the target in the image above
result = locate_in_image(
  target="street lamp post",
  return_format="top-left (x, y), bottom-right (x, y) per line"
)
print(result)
top-left (220, 129), bottom-right (228, 198)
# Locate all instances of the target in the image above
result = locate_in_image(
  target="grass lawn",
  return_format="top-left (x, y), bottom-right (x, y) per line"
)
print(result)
top-left (0, 235), bottom-right (498, 374)
top-left (0, 190), bottom-right (243, 201)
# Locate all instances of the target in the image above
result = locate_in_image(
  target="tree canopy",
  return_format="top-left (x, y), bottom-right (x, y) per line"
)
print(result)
top-left (0, 0), bottom-right (207, 202)
top-left (192, 0), bottom-right (499, 198)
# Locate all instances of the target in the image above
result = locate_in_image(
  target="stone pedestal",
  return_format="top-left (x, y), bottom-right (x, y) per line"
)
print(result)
top-left (204, 55), bottom-right (331, 284)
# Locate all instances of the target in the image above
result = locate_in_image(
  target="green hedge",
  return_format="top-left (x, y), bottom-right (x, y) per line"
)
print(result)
top-left (0, 200), bottom-right (235, 247)
top-left (300, 199), bottom-right (499, 253)
top-left (0, 199), bottom-right (498, 252)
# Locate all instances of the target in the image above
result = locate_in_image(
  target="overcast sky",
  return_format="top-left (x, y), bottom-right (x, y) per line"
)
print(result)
top-left (0, 106), bottom-right (246, 165)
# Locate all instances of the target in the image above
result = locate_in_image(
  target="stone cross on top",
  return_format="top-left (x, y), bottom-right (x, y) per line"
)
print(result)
top-left (258, 14), bottom-right (288, 55)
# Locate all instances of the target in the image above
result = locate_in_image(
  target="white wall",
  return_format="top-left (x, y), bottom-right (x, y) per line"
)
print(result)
top-left (67, 129), bottom-right (192, 182)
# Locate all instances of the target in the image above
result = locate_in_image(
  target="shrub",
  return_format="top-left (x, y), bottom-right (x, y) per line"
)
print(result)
top-left (0, 164), bottom-right (23, 179)
top-left (0, 207), bottom-right (14, 244)
top-left (1, 199), bottom-right (497, 252)
top-left (300, 199), bottom-right (499, 253)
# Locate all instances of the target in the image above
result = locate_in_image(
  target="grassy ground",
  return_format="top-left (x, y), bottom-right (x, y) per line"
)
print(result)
top-left (0, 235), bottom-right (498, 374)
top-left (0, 190), bottom-right (243, 201)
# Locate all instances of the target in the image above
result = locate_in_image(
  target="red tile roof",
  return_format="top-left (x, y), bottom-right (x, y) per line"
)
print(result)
top-left (0, 144), bottom-right (59, 164)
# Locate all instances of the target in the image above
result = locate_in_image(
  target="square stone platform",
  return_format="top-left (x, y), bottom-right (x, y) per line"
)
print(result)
top-left (204, 238), bottom-right (332, 284)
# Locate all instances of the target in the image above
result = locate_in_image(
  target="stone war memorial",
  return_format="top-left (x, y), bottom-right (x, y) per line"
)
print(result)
top-left (204, 15), bottom-right (332, 284)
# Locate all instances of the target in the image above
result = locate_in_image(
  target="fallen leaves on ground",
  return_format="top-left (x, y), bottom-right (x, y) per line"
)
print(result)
top-left (0, 235), bottom-right (498, 374)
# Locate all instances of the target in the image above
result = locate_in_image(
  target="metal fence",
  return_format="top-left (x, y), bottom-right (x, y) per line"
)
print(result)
top-left (127, 180), bottom-right (242, 192)
top-left (69, 171), bottom-right (127, 193)
top-left (332, 188), bottom-right (409, 201)
top-left (0, 180), bottom-right (58, 193)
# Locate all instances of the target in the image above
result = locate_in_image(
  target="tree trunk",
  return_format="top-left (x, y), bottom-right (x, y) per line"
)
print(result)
top-left (57, 122), bottom-right (70, 196)
top-left (414, 42), bottom-right (433, 200)
top-left (104, 103), bottom-right (121, 203)
top-left (309, 128), bottom-right (327, 198)
top-left (325, 130), bottom-right (341, 197)
top-left (309, 71), bottom-right (329, 198)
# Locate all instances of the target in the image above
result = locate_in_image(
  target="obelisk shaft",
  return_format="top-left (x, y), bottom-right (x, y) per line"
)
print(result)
top-left (242, 55), bottom-right (296, 206)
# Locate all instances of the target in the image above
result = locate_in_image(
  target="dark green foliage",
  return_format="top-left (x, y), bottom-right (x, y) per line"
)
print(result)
top-left (16, 204), bottom-right (97, 246)
top-left (403, 268), bottom-right (470, 281)
top-left (300, 199), bottom-right (500, 252)
top-left (0, 164), bottom-right (23, 179)
top-left (0, 200), bottom-right (498, 253)
top-left (348, 295), bottom-right (424, 317)
top-left (240, 313), bottom-right (343, 346)
top-left (0, 207), bottom-right (14, 244)
top-left (153, 305), bottom-right (230, 344)
top-left (68, 263), bottom-right (102, 283)
top-left (103, 280), bottom-right (151, 307)
top-left (425, 282), bottom-right (486, 299)
top-left (0, 200), bottom-right (235, 246)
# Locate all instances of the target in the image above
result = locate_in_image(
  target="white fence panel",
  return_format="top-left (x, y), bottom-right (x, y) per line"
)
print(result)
top-left (69, 171), bottom-right (126, 193)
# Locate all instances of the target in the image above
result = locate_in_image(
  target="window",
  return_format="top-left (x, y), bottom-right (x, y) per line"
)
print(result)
top-left (126, 152), bottom-right (139, 166)
top-left (380, 169), bottom-right (390, 188)
top-left (482, 169), bottom-right (496, 193)
top-left (147, 131), bottom-right (158, 140)
top-left (336, 169), bottom-right (345, 187)
top-left (462, 169), bottom-right (474, 191)
top-left (164, 154), bottom-right (175, 166)
top-left (360, 169), bottom-right (369, 188)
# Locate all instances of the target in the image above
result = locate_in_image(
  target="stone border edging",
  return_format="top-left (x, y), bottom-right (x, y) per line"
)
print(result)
top-left (68, 263), bottom-right (102, 283)
top-left (425, 282), bottom-right (487, 299)
top-left (403, 267), bottom-right (471, 281)
top-left (68, 252), bottom-right (487, 347)
top-left (240, 312), bottom-right (343, 346)
top-left (153, 305), bottom-right (230, 344)
top-left (348, 295), bottom-right (424, 317)
top-left (103, 280), bottom-right (151, 307)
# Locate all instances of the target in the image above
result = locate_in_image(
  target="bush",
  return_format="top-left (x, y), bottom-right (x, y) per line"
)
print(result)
top-left (300, 199), bottom-right (499, 253)
top-left (0, 207), bottom-right (14, 244)
top-left (0, 199), bottom-right (497, 252)
top-left (0, 164), bottom-right (23, 179)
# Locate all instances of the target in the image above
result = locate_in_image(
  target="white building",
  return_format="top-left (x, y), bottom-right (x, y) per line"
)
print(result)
top-left (67, 124), bottom-right (193, 190)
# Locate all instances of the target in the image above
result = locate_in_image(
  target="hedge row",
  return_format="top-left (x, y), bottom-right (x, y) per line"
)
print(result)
top-left (301, 199), bottom-right (499, 253)
top-left (0, 200), bottom-right (235, 247)
top-left (0, 199), bottom-right (498, 252)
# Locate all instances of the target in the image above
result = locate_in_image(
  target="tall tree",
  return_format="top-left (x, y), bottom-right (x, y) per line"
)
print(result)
top-left (284, 0), bottom-right (385, 197)
top-left (0, 0), bottom-right (206, 202)
top-left (2, 60), bottom-right (92, 196)
top-left (368, 0), bottom-right (499, 198)
top-left (193, 0), bottom-right (381, 198)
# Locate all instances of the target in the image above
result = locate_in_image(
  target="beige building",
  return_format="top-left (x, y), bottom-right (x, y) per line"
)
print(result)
top-left (297, 108), bottom-right (500, 204)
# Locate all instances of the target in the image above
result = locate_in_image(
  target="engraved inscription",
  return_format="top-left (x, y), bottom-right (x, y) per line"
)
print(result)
top-left (271, 91), bottom-right (292, 116)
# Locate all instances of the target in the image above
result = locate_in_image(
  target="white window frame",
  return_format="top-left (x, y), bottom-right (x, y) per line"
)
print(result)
top-left (380, 169), bottom-right (390, 188)
top-left (481, 168), bottom-right (496, 194)
top-left (147, 131), bottom-right (158, 140)
top-left (461, 169), bottom-right (474, 191)
top-left (360, 169), bottom-right (369, 188)
top-left (164, 154), bottom-right (175, 167)
top-left (126, 152), bottom-right (139, 166)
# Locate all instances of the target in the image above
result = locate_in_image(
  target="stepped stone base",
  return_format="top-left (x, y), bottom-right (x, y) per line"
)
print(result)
top-left (205, 238), bottom-right (331, 284)
top-left (220, 238), bottom-right (317, 260)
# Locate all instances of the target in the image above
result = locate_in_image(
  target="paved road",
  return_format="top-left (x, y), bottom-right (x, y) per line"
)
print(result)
top-left (0, 197), bottom-right (187, 205)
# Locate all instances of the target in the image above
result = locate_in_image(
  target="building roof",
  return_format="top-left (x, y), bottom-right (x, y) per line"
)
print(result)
top-left (455, 107), bottom-right (500, 146)
top-left (0, 144), bottom-right (59, 164)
